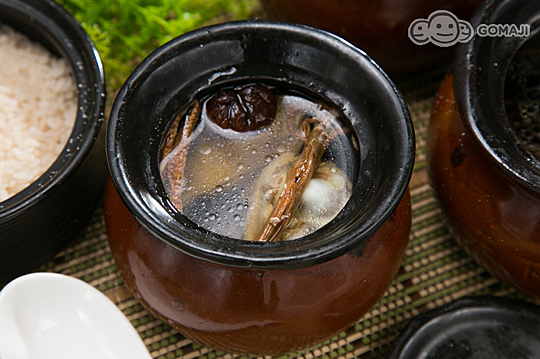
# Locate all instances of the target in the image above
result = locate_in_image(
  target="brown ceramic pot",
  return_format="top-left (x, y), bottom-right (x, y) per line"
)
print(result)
top-left (105, 180), bottom-right (411, 354)
top-left (105, 20), bottom-right (415, 355)
top-left (427, 0), bottom-right (540, 297)
top-left (260, 0), bottom-right (483, 74)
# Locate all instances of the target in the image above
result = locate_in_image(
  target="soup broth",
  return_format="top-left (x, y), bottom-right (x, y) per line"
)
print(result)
top-left (159, 83), bottom-right (357, 241)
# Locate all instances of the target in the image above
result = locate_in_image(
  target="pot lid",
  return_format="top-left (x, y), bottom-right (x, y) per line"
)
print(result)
top-left (386, 296), bottom-right (540, 359)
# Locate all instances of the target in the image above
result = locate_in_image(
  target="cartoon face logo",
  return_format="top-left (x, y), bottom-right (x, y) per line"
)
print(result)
top-left (408, 19), bottom-right (430, 45)
top-left (408, 10), bottom-right (474, 47)
top-left (429, 12), bottom-right (460, 46)
top-left (458, 20), bottom-right (474, 43)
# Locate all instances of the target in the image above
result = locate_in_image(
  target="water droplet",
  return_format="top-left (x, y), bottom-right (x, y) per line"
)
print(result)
top-left (234, 214), bottom-right (241, 221)
top-left (215, 185), bottom-right (223, 192)
top-left (199, 143), bottom-right (212, 155)
top-left (172, 299), bottom-right (185, 310)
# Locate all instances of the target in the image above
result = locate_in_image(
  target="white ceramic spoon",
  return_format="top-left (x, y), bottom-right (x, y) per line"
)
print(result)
top-left (0, 272), bottom-right (152, 359)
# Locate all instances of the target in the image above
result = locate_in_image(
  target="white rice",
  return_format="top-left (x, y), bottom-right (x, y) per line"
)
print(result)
top-left (0, 24), bottom-right (77, 202)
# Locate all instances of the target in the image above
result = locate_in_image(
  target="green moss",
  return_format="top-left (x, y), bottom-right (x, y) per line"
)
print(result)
top-left (56, 0), bottom-right (260, 95)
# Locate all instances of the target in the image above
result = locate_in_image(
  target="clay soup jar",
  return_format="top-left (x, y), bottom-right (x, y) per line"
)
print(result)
top-left (105, 20), bottom-right (415, 355)
top-left (260, 0), bottom-right (483, 74)
top-left (427, 0), bottom-right (540, 297)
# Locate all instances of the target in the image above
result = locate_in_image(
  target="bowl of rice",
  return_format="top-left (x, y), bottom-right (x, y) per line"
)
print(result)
top-left (0, 0), bottom-right (107, 284)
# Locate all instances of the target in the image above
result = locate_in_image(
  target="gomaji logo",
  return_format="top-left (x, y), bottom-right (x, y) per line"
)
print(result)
top-left (408, 10), bottom-right (530, 48)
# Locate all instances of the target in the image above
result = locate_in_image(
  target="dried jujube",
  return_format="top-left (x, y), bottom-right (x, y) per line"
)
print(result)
top-left (206, 84), bottom-right (277, 132)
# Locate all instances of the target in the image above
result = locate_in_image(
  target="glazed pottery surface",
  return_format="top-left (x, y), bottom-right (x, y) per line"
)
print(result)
top-left (260, 0), bottom-right (483, 74)
top-left (106, 20), bottom-right (415, 354)
top-left (427, 0), bottom-right (540, 297)
top-left (0, 0), bottom-right (107, 284)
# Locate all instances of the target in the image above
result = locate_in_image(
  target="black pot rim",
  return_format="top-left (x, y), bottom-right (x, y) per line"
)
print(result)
top-left (107, 19), bottom-right (415, 270)
top-left (454, 0), bottom-right (540, 192)
top-left (0, 0), bottom-right (106, 216)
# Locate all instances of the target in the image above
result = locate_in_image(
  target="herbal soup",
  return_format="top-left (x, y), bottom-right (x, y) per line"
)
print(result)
top-left (159, 83), bottom-right (356, 242)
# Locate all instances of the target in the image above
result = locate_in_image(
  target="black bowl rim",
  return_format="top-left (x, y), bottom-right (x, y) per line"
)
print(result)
top-left (454, 0), bottom-right (540, 192)
top-left (0, 0), bottom-right (106, 216)
top-left (385, 295), bottom-right (540, 359)
top-left (107, 19), bottom-right (415, 270)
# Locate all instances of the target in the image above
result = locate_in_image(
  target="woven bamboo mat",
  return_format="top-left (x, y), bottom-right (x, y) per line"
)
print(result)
top-left (15, 61), bottom-right (540, 359)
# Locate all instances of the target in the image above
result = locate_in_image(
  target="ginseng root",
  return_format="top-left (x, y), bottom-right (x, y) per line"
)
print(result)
top-left (254, 120), bottom-right (329, 242)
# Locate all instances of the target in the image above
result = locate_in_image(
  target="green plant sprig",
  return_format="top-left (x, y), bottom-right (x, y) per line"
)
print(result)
top-left (57, 0), bottom-right (260, 94)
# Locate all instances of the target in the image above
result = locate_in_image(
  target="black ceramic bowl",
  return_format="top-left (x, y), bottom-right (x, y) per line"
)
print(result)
top-left (106, 20), bottom-right (415, 354)
top-left (0, 0), bottom-right (107, 284)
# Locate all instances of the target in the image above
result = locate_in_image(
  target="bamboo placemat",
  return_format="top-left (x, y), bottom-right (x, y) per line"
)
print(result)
top-left (10, 37), bottom-right (540, 359)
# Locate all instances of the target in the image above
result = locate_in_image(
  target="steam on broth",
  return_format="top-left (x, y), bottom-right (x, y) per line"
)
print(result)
top-left (159, 83), bottom-right (355, 241)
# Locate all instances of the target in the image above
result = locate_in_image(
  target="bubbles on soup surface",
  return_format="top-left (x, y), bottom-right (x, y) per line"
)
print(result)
top-left (159, 83), bottom-right (356, 241)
